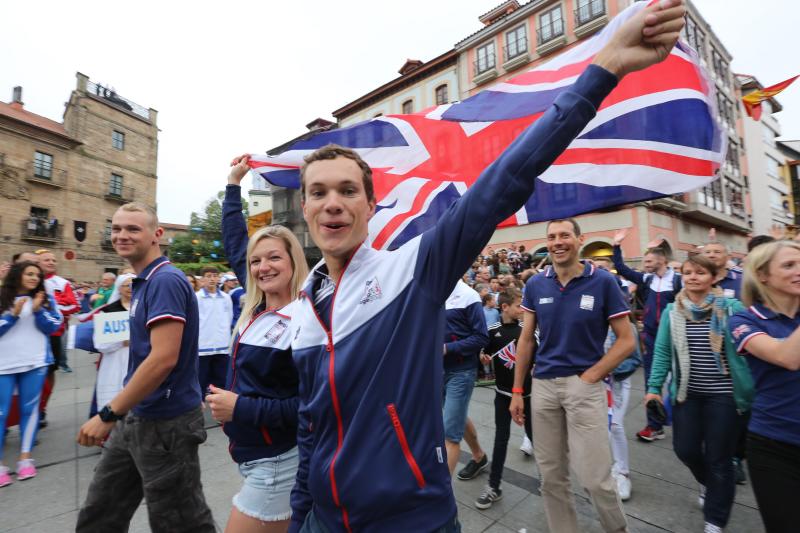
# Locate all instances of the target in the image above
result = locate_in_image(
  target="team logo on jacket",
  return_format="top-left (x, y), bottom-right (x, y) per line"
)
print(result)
top-left (731, 324), bottom-right (750, 340)
top-left (359, 277), bottom-right (382, 304)
top-left (265, 319), bottom-right (288, 344)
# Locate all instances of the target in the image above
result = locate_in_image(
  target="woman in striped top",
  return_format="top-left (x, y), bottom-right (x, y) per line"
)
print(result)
top-left (645, 254), bottom-right (753, 533)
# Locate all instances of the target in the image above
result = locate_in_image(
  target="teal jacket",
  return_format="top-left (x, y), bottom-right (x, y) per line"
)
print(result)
top-left (647, 299), bottom-right (754, 413)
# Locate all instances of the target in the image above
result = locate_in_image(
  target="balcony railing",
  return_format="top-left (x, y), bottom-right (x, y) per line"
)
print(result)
top-left (27, 162), bottom-right (67, 187)
top-left (87, 80), bottom-right (150, 121)
top-left (537, 21), bottom-right (564, 45)
top-left (105, 184), bottom-right (135, 203)
top-left (504, 37), bottom-right (528, 61)
top-left (21, 217), bottom-right (63, 242)
top-left (474, 53), bottom-right (496, 76)
top-left (574, 0), bottom-right (606, 27)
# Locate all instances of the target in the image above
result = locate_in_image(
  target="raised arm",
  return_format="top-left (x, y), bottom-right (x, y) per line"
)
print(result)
top-left (415, 0), bottom-right (686, 302)
top-left (611, 228), bottom-right (645, 285)
top-left (222, 155), bottom-right (254, 286)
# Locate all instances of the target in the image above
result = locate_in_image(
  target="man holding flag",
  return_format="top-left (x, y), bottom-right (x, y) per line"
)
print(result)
top-left (239, 1), bottom-right (689, 531)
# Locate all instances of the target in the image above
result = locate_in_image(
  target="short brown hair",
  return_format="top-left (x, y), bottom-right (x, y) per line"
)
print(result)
top-left (681, 254), bottom-right (718, 278)
top-left (498, 288), bottom-right (522, 308)
top-left (200, 267), bottom-right (219, 276)
top-left (546, 218), bottom-right (581, 236)
top-left (300, 144), bottom-right (374, 203)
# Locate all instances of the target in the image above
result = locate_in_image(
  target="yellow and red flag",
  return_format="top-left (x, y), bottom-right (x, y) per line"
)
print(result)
top-left (743, 75), bottom-right (798, 120)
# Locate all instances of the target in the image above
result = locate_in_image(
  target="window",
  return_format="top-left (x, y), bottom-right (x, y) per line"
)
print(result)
top-left (475, 41), bottom-right (496, 75)
top-left (763, 124), bottom-right (776, 146)
top-left (538, 6), bottom-right (564, 44)
top-left (767, 155), bottom-right (781, 178)
top-left (401, 100), bottom-right (413, 114)
top-left (112, 130), bottom-right (125, 150)
top-left (725, 144), bottom-right (740, 176)
top-left (435, 84), bottom-right (449, 106)
top-left (109, 173), bottom-right (124, 196)
top-left (769, 187), bottom-right (784, 210)
top-left (33, 151), bottom-right (53, 179)
top-left (505, 25), bottom-right (527, 59)
top-left (725, 179), bottom-right (745, 219)
top-left (575, 0), bottom-right (605, 26)
top-left (700, 179), bottom-right (723, 212)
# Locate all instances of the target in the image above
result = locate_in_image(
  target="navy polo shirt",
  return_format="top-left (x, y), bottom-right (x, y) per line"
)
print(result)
top-left (730, 303), bottom-right (800, 447)
top-left (717, 267), bottom-right (742, 300)
top-left (128, 256), bottom-right (201, 419)
top-left (522, 262), bottom-right (630, 379)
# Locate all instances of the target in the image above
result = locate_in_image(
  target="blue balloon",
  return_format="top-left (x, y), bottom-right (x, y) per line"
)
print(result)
top-left (213, 240), bottom-right (220, 247)
top-left (210, 253), bottom-right (218, 259)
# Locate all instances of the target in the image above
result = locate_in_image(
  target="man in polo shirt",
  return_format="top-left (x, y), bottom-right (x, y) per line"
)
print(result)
top-left (511, 218), bottom-right (634, 533)
top-left (76, 202), bottom-right (214, 532)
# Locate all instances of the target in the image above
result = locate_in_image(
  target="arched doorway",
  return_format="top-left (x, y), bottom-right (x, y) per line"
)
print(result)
top-left (581, 241), bottom-right (613, 259)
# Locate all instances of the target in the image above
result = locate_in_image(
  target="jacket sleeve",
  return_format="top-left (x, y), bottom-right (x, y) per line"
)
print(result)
top-left (647, 305), bottom-right (673, 394)
top-left (34, 297), bottom-right (64, 335)
top-left (289, 401), bottom-right (314, 533)
top-left (414, 65), bottom-right (618, 303)
top-left (611, 245), bottom-right (645, 286)
top-left (445, 302), bottom-right (489, 356)
top-left (232, 395), bottom-right (299, 431)
top-left (0, 313), bottom-right (19, 336)
top-left (222, 184), bottom-right (251, 288)
top-left (57, 283), bottom-right (80, 316)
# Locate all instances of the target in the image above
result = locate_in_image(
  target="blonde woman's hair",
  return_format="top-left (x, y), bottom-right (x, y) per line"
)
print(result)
top-left (741, 240), bottom-right (800, 307)
top-left (233, 225), bottom-right (308, 336)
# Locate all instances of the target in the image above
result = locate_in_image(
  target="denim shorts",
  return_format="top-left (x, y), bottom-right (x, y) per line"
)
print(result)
top-left (442, 368), bottom-right (476, 442)
top-left (232, 446), bottom-right (299, 522)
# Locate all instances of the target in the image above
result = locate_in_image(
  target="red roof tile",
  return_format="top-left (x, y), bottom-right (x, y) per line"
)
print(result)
top-left (0, 101), bottom-right (73, 140)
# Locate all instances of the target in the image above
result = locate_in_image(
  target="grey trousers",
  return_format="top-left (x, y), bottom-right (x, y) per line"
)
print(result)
top-left (76, 406), bottom-right (215, 533)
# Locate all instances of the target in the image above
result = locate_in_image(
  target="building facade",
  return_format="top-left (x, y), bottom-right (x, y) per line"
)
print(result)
top-left (453, 0), bottom-right (751, 263)
top-left (0, 73), bottom-right (159, 281)
top-left (738, 74), bottom-right (793, 234)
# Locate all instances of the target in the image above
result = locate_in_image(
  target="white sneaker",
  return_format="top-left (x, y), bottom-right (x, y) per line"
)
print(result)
top-left (614, 471), bottom-right (632, 501)
top-left (519, 435), bottom-right (533, 456)
top-left (704, 522), bottom-right (722, 533)
top-left (698, 484), bottom-right (706, 509)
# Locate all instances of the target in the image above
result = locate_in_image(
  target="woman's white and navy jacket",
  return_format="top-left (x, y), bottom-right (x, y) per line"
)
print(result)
top-left (0, 295), bottom-right (62, 372)
top-left (221, 185), bottom-right (300, 465)
top-left (287, 65), bottom-right (619, 533)
top-left (444, 280), bottom-right (488, 372)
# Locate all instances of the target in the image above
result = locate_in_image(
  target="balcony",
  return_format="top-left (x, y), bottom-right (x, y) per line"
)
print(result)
top-left (574, 1), bottom-right (607, 37)
top-left (502, 38), bottom-right (530, 71)
top-left (26, 162), bottom-right (67, 188)
top-left (683, 193), bottom-right (751, 232)
top-left (21, 217), bottom-right (63, 242)
top-left (646, 194), bottom-right (687, 213)
top-left (473, 53), bottom-right (498, 85)
top-left (536, 21), bottom-right (566, 56)
top-left (105, 184), bottom-right (135, 203)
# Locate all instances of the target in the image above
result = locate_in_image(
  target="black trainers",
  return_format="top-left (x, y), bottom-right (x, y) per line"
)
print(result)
top-left (475, 485), bottom-right (502, 509)
top-left (733, 458), bottom-right (747, 485)
top-left (457, 454), bottom-right (488, 480)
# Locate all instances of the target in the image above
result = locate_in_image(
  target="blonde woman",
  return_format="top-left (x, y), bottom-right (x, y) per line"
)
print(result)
top-left (205, 155), bottom-right (308, 533)
top-left (729, 241), bottom-right (800, 533)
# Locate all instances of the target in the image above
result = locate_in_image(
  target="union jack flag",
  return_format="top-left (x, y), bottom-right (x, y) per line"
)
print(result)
top-left (249, 2), bottom-right (724, 251)
top-left (493, 340), bottom-right (517, 370)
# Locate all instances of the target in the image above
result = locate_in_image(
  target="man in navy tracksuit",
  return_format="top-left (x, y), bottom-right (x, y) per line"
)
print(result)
top-left (288, 3), bottom-right (687, 531)
top-left (611, 228), bottom-right (681, 442)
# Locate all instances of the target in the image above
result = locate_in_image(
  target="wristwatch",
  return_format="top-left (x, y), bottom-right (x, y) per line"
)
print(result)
top-left (98, 404), bottom-right (125, 423)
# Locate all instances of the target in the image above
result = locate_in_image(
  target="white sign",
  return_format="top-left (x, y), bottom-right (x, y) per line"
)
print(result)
top-left (93, 311), bottom-right (131, 345)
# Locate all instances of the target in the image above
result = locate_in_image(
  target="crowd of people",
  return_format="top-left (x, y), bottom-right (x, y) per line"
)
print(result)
top-left (0, 3), bottom-right (798, 532)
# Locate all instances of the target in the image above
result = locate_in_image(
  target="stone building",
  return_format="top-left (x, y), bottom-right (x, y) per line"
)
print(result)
top-left (0, 72), bottom-right (159, 281)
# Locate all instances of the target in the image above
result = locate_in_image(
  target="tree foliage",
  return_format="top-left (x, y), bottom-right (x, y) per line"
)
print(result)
top-left (169, 191), bottom-right (249, 264)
